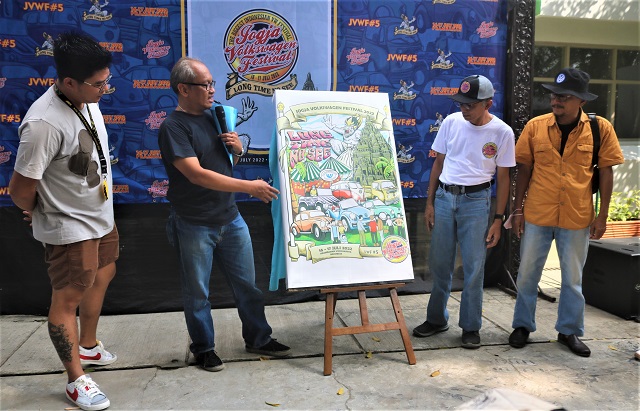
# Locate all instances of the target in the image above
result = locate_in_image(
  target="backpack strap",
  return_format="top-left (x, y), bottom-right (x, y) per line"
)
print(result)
top-left (588, 113), bottom-right (600, 167)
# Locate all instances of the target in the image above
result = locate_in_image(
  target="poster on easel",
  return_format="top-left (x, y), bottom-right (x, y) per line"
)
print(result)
top-left (272, 90), bottom-right (414, 290)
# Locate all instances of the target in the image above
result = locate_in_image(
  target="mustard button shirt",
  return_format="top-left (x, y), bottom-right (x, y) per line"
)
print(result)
top-left (516, 111), bottom-right (624, 230)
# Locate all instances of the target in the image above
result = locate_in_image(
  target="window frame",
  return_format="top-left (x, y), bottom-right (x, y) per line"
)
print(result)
top-left (533, 43), bottom-right (640, 140)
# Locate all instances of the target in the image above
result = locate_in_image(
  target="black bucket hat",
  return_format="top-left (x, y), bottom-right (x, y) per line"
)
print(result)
top-left (542, 67), bottom-right (598, 101)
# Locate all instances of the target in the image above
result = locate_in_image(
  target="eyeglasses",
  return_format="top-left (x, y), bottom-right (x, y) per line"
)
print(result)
top-left (454, 100), bottom-right (485, 110)
top-left (83, 74), bottom-right (112, 92)
top-left (182, 80), bottom-right (216, 91)
top-left (549, 93), bottom-right (574, 102)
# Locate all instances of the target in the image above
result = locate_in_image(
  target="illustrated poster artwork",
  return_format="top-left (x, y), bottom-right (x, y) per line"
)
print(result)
top-left (273, 90), bottom-right (414, 289)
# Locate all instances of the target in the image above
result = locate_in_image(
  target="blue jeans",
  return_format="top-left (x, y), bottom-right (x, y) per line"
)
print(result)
top-left (512, 222), bottom-right (589, 336)
top-left (426, 186), bottom-right (490, 332)
top-left (167, 210), bottom-right (272, 355)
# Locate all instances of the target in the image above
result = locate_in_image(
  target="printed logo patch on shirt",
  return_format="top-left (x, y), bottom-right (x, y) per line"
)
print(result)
top-left (482, 142), bottom-right (497, 158)
top-left (68, 129), bottom-right (100, 187)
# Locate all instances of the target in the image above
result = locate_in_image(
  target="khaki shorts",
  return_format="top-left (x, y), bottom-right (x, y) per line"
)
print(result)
top-left (45, 226), bottom-right (119, 290)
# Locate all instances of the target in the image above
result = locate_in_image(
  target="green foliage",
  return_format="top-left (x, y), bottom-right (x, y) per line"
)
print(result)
top-left (294, 161), bottom-right (307, 180)
top-left (607, 190), bottom-right (640, 222)
top-left (374, 157), bottom-right (395, 181)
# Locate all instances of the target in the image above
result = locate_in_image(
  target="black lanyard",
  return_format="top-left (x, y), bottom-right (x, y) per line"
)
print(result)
top-left (55, 86), bottom-right (109, 200)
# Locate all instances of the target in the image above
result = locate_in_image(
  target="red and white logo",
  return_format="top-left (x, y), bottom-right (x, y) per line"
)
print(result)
top-left (142, 39), bottom-right (170, 59)
top-left (476, 21), bottom-right (498, 39)
top-left (145, 111), bottom-right (167, 130)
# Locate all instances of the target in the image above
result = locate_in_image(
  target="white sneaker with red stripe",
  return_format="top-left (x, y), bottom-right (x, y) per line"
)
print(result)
top-left (79, 340), bottom-right (117, 366)
top-left (66, 374), bottom-right (110, 411)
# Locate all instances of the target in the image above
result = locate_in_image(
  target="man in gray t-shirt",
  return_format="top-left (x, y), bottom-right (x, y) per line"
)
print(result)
top-left (10, 32), bottom-right (117, 411)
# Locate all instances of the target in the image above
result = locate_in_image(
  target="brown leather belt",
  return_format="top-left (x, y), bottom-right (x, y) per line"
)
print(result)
top-left (439, 181), bottom-right (491, 195)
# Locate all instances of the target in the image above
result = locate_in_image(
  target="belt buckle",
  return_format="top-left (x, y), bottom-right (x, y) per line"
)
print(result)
top-left (450, 185), bottom-right (461, 195)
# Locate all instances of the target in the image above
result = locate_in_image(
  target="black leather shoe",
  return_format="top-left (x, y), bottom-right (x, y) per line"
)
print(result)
top-left (558, 333), bottom-right (591, 357)
top-left (509, 327), bottom-right (530, 348)
top-left (461, 330), bottom-right (481, 349)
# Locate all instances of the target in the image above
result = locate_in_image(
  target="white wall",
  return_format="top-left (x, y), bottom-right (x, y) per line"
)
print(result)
top-left (535, 16), bottom-right (639, 48)
top-left (539, 0), bottom-right (639, 21)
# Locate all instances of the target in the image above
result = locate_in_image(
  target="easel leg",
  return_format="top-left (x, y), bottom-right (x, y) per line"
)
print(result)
top-left (390, 288), bottom-right (416, 365)
top-left (321, 283), bottom-right (415, 375)
top-left (324, 292), bottom-right (336, 376)
top-left (358, 290), bottom-right (369, 326)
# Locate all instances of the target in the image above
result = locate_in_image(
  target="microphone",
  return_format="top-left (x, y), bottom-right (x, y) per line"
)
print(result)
top-left (214, 105), bottom-right (229, 134)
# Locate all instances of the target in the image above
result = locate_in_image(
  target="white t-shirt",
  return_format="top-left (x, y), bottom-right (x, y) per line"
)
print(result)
top-left (14, 86), bottom-right (114, 245)
top-left (432, 112), bottom-right (515, 186)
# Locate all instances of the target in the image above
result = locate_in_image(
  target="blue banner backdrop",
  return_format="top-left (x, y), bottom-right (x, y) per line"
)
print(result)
top-left (334, 0), bottom-right (508, 198)
top-left (0, 0), bottom-right (507, 207)
top-left (189, 0), bottom-right (508, 200)
top-left (0, 0), bottom-right (183, 206)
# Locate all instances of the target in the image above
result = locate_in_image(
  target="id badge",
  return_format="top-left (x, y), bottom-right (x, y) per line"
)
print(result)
top-left (102, 177), bottom-right (109, 201)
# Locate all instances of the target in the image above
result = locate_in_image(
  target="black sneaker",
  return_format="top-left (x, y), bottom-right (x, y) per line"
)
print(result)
top-left (246, 339), bottom-right (291, 357)
top-left (508, 327), bottom-right (530, 348)
top-left (412, 321), bottom-right (449, 338)
top-left (461, 330), bottom-right (481, 349)
top-left (195, 350), bottom-right (225, 372)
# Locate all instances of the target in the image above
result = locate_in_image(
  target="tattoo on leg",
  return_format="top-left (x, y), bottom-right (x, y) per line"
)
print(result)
top-left (48, 322), bottom-right (73, 363)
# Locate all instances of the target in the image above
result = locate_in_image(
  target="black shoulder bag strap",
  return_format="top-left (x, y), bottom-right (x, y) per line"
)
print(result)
top-left (588, 113), bottom-right (600, 194)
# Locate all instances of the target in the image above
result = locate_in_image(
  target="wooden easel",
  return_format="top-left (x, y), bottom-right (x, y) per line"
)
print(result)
top-left (321, 282), bottom-right (416, 376)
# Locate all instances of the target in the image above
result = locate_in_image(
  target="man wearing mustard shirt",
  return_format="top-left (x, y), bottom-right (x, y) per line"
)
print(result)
top-left (508, 68), bottom-right (624, 357)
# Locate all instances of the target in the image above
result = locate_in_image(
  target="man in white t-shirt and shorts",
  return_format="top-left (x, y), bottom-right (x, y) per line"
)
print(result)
top-left (413, 75), bottom-right (515, 349)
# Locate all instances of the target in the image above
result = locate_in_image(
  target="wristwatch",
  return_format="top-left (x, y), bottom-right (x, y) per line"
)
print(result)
top-left (494, 213), bottom-right (505, 221)
top-left (233, 146), bottom-right (245, 157)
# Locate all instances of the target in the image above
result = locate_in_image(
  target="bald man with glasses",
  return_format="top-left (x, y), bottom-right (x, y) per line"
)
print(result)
top-left (158, 57), bottom-right (290, 373)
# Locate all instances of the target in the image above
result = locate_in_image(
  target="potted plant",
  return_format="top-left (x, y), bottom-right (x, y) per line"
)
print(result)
top-left (602, 190), bottom-right (640, 238)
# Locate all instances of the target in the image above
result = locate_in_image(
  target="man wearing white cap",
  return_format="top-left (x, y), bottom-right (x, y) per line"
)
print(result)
top-left (413, 75), bottom-right (515, 348)
top-left (508, 68), bottom-right (624, 357)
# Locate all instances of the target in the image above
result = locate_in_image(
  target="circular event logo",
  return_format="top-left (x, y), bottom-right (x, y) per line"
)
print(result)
top-left (482, 142), bottom-right (497, 158)
top-left (381, 236), bottom-right (409, 264)
top-left (223, 9), bottom-right (299, 85)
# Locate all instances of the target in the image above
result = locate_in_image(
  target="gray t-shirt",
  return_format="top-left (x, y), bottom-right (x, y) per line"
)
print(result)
top-left (14, 86), bottom-right (114, 245)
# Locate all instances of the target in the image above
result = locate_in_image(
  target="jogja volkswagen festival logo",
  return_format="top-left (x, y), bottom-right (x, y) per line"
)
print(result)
top-left (223, 9), bottom-right (299, 99)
